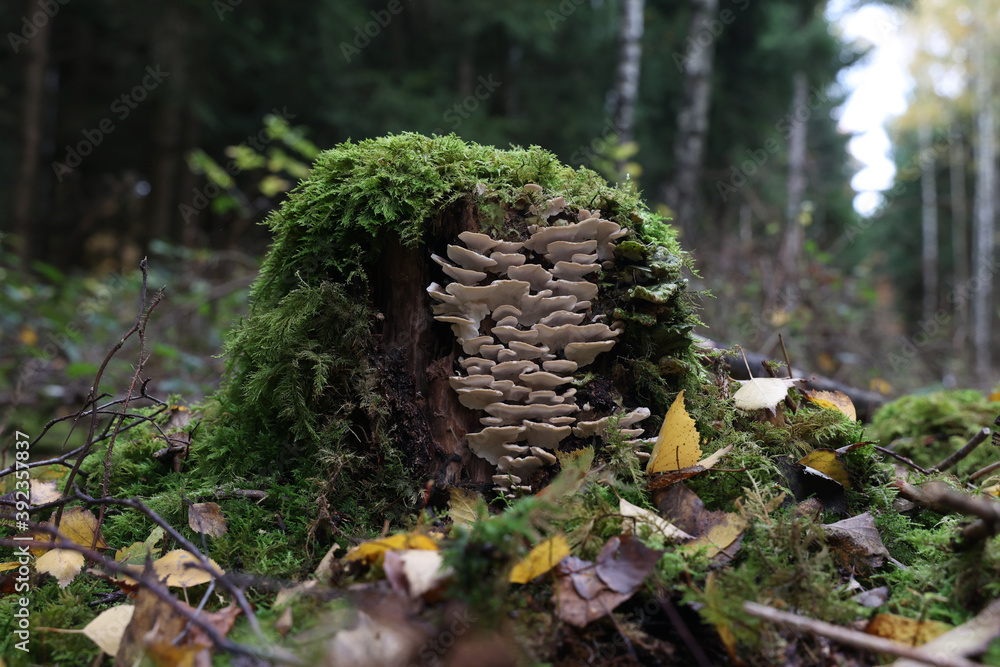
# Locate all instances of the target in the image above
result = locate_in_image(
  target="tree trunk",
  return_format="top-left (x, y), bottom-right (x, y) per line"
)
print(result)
top-left (11, 0), bottom-right (52, 263)
top-left (919, 120), bottom-right (938, 324)
top-left (610, 0), bottom-right (645, 181)
top-left (665, 0), bottom-right (719, 239)
top-left (950, 126), bottom-right (969, 351)
top-left (972, 25), bottom-right (995, 384)
top-left (779, 71), bottom-right (809, 285)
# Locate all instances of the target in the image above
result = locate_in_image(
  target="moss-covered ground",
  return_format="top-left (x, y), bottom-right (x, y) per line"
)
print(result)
top-left (2, 134), bottom-right (999, 665)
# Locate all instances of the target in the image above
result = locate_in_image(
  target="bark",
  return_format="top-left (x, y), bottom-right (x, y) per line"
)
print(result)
top-left (610, 0), bottom-right (645, 180)
top-left (972, 25), bottom-right (995, 384)
top-left (919, 120), bottom-right (938, 323)
top-left (779, 71), bottom-right (809, 286)
top-left (949, 126), bottom-right (969, 349)
top-left (11, 0), bottom-right (52, 263)
top-left (665, 0), bottom-right (719, 239)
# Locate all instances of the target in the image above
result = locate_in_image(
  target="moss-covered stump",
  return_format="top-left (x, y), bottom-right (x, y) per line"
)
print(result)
top-left (202, 133), bottom-right (700, 533)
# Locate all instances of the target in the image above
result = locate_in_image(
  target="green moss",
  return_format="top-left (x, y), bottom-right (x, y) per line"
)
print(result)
top-left (871, 390), bottom-right (1000, 473)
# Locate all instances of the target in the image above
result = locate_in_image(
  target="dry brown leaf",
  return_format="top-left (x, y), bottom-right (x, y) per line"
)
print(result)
top-left (188, 502), bottom-right (228, 538)
top-left (82, 605), bottom-right (135, 655)
top-left (36, 548), bottom-right (85, 588)
top-left (594, 535), bottom-right (663, 594)
top-left (823, 511), bottom-right (889, 570)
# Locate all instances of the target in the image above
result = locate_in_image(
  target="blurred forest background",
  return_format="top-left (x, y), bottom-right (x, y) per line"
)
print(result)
top-left (1, 0), bottom-right (997, 437)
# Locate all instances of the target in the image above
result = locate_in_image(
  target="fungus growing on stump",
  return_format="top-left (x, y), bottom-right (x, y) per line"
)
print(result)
top-left (429, 191), bottom-right (652, 496)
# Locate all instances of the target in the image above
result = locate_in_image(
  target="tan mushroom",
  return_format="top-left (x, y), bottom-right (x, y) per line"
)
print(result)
top-left (432, 254), bottom-right (487, 285)
top-left (518, 371), bottom-right (572, 390)
top-left (542, 359), bottom-right (579, 374)
top-left (456, 387), bottom-right (505, 410)
top-left (491, 360), bottom-right (539, 381)
top-left (564, 340), bottom-right (617, 365)
top-left (449, 374), bottom-right (495, 390)
top-left (462, 335), bottom-right (495, 355)
top-left (545, 240), bottom-right (597, 263)
top-left (489, 252), bottom-right (527, 274)
top-left (550, 260), bottom-right (600, 282)
top-left (523, 422), bottom-right (573, 448)
top-left (447, 244), bottom-right (498, 272)
top-left (506, 264), bottom-right (553, 291)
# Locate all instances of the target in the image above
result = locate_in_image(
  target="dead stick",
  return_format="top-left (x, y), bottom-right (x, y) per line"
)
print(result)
top-left (969, 460), bottom-right (1000, 482)
top-left (875, 446), bottom-right (933, 476)
top-left (742, 602), bottom-right (979, 667)
top-left (935, 428), bottom-right (990, 472)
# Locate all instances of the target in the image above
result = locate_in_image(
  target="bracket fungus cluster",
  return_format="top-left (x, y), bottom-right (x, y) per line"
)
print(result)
top-left (428, 191), bottom-right (653, 496)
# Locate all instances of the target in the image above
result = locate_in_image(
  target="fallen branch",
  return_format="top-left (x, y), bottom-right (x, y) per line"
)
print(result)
top-left (743, 601), bottom-right (981, 667)
top-left (891, 597), bottom-right (1000, 667)
top-left (934, 428), bottom-right (991, 473)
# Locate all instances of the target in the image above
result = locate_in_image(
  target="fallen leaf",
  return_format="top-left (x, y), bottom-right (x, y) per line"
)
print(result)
top-left (594, 535), bottom-right (663, 594)
top-left (823, 512), bottom-right (889, 570)
top-left (779, 458), bottom-right (848, 514)
top-left (647, 391), bottom-right (701, 474)
top-left (115, 527), bottom-right (165, 567)
top-left (152, 550), bottom-right (223, 587)
top-left (618, 498), bottom-right (692, 541)
top-left (866, 613), bottom-right (951, 646)
top-left (275, 606), bottom-right (293, 637)
top-left (733, 377), bottom-right (803, 412)
top-left (383, 549), bottom-right (452, 598)
top-left (29, 479), bottom-right (60, 505)
top-left (803, 389), bottom-right (856, 420)
top-left (82, 605), bottom-right (135, 655)
top-left (648, 443), bottom-right (735, 490)
top-left (188, 502), bottom-right (228, 537)
top-left (509, 534), bottom-right (570, 583)
top-left (36, 548), bottom-right (85, 588)
top-left (33, 507), bottom-right (109, 556)
top-left (344, 532), bottom-right (440, 565)
top-left (448, 487), bottom-right (485, 527)
top-left (798, 449), bottom-right (851, 488)
top-left (683, 513), bottom-right (747, 559)
top-left (323, 610), bottom-right (417, 667)
top-left (116, 580), bottom-right (199, 666)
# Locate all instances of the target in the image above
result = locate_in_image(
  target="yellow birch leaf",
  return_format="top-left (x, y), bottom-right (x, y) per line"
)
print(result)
top-left (36, 548), bottom-right (85, 588)
top-left (344, 532), bottom-right (440, 564)
top-left (798, 449), bottom-right (851, 488)
top-left (82, 605), bottom-right (135, 655)
top-left (683, 513), bottom-right (747, 558)
top-left (647, 391), bottom-right (701, 474)
top-left (448, 488), bottom-right (484, 527)
top-left (509, 535), bottom-right (570, 583)
top-left (804, 389), bottom-right (857, 421)
top-left (866, 613), bottom-right (951, 646)
top-left (153, 550), bottom-right (223, 587)
top-left (59, 507), bottom-right (109, 550)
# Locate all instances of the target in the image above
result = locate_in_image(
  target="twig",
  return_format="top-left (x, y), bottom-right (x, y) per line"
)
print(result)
top-left (778, 334), bottom-right (793, 380)
top-left (892, 596), bottom-right (1000, 667)
top-left (969, 460), bottom-right (1000, 482)
top-left (742, 601), bottom-right (980, 667)
top-left (875, 446), bottom-right (933, 476)
top-left (934, 428), bottom-right (990, 473)
top-left (659, 594), bottom-right (713, 667)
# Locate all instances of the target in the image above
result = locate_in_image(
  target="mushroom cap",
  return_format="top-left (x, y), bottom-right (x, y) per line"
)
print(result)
top-left (432, 254), bottom-right (487, 285)
top-left (509, 340), bottom-right (546, 359)
top-left (526, 390), bottom-right (560, 404)
top-left (467, 425), bottom-right (526, 464)
top-left (446, 280), bottom-right (530, 312)
top-left (518, 371), bottom-right (573, 390)
top-left (434, 315), bottom-right (479, 341)
top-left (545, 240), bottom-right (597, 264)
top-left (457, 387), bottom-right (505, 410)
top-left (458, 231), bottom-right (499, 254)
top-left (447, 244), bottom-right (498, 272)
top-left (497, 455), bottom-right (544, 478)
top-left (492, 304), bottom-right (521, 320)
top-left (546, 279), bottom-right (598, 302)
top-left (426, 282), bottom-right (458, 305)
top-left (478, 344), bottom-right (504, 359)
top-left (506, 264), bottom-right (553, 291)
top-left (496, 348), bottom-right (517, 363)
top-left (492, 325), bottom-right (540, 344)
top-left (523, 183), bottom-right (543, 194)
top-left (538, 310), bottom-right (586, 327)
top-left (494, 240), bottom-right (524, 253)
top-left (530, 447), bottom-right (558, 464)
top-left (460, 356), bottom-right (496, 375)
top-left (491, 360), bottom-right (539, 381)
top-left (489, 252), bottom-right (527, 274)
top-left (549, 416), bottom-right (577, 425)
top-left (531, 323), bottom-right (619, 353)
top-left (619, 407), bottom-right (651, 427)
top-left (523, 422), bottom-right (573, 448)
top-left (517, 294), bottom-right (580, 327)
top-left (449, 374), bottom-right (495, 390)
top-left (564, 340), bottom-right (617, 366)
top-left (550, 261), bottom-right (600, 282)
top-left (524, 217), bottom-right (600, 253)
top-left (542, 359), bottom-right (579, 374)
top-left (462, 335), bottom-right (495, 355)
top-left (573, 417), bottom-right (609, 438)
top-left (495, 315), bottom-right (519, 328)
top-left (483, 402), bottom-right (578, 424)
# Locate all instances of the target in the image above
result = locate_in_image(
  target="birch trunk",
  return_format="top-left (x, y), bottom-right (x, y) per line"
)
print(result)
top-left (949, 126), bottom-right (969, 350)
top-left (973, 26), bottom-right (995, 383)
top-left (779, 71), bottom-right (809, 282)
top-left (611, 0), bottom-right (645, 181)
top-left (919, 121), bottom-right (938, 323)
top-left (665, 0), bottom-right (719, 239)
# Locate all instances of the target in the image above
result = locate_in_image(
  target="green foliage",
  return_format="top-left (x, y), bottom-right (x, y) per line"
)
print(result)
top-left (871, 390), bottom-right (1000, 472)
